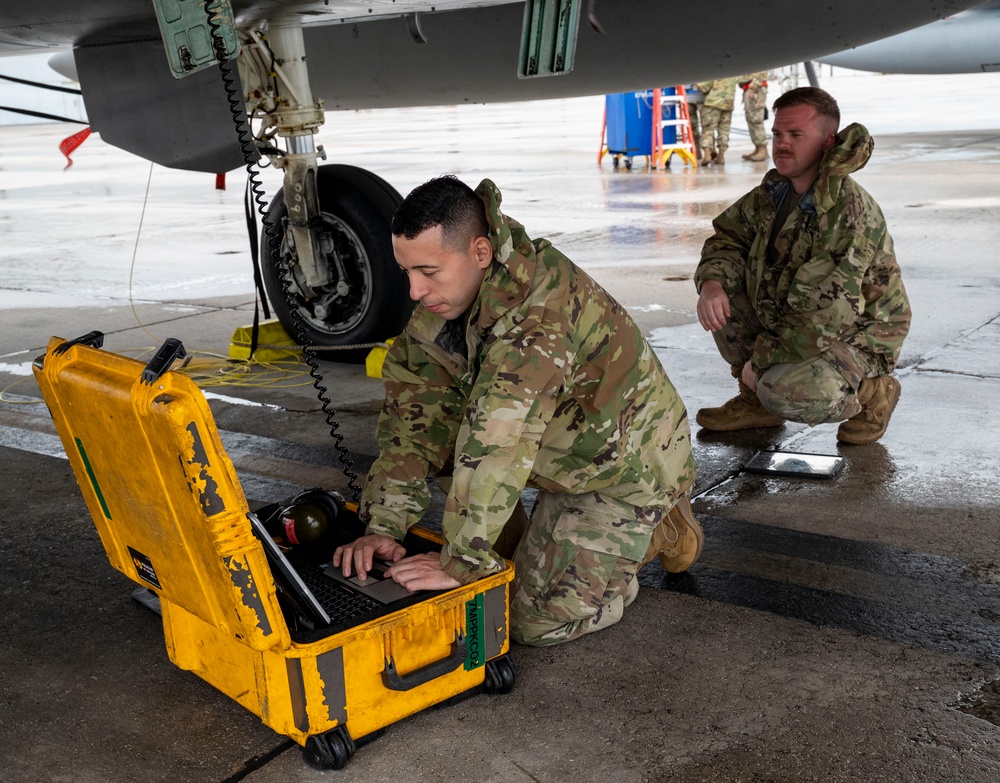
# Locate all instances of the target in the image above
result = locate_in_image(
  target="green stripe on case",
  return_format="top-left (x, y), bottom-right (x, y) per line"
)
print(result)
top-left (75, 437), bottom-right (112, 520)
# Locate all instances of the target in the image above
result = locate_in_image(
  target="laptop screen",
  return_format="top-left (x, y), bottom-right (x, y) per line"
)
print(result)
top-left (248, 511), bottom-right (331, 627)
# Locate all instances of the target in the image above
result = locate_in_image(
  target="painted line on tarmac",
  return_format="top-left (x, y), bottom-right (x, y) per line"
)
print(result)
top-left (0, 419), bottom-right (376, 505)
top-left (0, 424), bottom-right (67, 459)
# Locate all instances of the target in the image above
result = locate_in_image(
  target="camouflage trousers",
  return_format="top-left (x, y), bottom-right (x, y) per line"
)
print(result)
top-left (700, 106), bottom-right (733, 156)
top-left (506, 490), bottom-right (667, 647)
top-left (742, 88), bottom-right (768, 147)
top-left (712, 292), bottom-right (882, 425)
top-left (688, 102), bottom-right (703, 155)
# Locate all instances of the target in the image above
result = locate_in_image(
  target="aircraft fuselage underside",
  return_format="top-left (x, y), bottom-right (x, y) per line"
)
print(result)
top-left (4, 0), bottom-right (980, 351)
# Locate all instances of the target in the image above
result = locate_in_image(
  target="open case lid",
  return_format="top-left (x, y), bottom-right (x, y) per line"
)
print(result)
top-left (33, 334), bottom-right (287, 652)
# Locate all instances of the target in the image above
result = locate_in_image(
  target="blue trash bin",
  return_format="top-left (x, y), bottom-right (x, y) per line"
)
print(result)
top-left (605, 91), bottom-right (655, 166)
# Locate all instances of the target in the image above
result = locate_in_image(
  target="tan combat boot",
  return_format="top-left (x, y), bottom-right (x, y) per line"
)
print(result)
top-left (742, 145), bottom-right (768, 161)
top-left (642, 496), bottom-right (704, 573)
top-left (696, 376), bottom-right (785, 431)
top-left (700, 147), bottom-right (715, 166)
top-left (714, 151), bottom-right (725, 166)
top-left (837, 376), bottom-right (901, 445)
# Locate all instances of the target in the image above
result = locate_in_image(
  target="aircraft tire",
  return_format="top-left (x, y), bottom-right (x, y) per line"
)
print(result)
top-left (262, 164), bottom-right (411, 363)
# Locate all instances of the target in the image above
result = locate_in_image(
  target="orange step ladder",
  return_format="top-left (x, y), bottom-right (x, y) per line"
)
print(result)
top-left (652, 86), bottom-right (698, 169)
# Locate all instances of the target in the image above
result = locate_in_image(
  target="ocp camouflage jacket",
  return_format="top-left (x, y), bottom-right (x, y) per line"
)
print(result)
top-left (361, 180), bottom-right (696, 583)
top-left (695, 77), bottom-right (739, 110)
top-left (694, 123), bottom-right (911, 373)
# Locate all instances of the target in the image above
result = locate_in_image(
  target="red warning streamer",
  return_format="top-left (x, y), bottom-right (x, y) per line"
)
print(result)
top-left (59, 127), bottom-right (92, 170)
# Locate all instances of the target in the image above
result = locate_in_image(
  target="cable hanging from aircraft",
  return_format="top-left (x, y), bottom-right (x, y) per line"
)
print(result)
top-left (0, 106), bottom-right (87, 124)
top-left (0, 72), bottom-right (82, 94)
top-left (0, 72), bottom-right (90, 163)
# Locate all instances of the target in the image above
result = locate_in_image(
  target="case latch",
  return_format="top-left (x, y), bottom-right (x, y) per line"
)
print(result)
top-left (140, 338), bottom-right (188, 384)
top-left (53, 330), bottom-right (105, 356)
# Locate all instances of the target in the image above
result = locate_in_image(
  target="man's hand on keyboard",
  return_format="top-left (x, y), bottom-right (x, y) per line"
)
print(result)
top-left (332, 533), bottom-right (405, 581)
top-left (386, 553), bottom-right (461, 592)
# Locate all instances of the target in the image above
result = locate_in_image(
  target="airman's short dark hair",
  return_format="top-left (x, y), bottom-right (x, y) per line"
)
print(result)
top-left (391, 175), bottom-right (489, 251)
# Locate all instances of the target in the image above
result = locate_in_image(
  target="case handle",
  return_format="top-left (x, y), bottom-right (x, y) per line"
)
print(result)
top-left (53, 330), bottom-right (105, 355)
top-left (382, 632), bottom-right (466, 692)
top-left (140, 338), bottom-right (188, 385)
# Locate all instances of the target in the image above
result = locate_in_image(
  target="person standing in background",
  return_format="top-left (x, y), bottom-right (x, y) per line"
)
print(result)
top-left (685, 84), bottom-right (705, 162)
top-left (739, 71), bottom-right (769, 161)
top-left (695, 77), bottom-right (739, 166)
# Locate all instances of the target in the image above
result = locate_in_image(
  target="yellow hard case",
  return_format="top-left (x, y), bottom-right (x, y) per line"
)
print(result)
top-left (33, 335), bottom-right (515, 769)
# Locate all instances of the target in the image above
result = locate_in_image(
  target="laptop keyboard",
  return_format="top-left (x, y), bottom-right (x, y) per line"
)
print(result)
top-left (298, 566), bottom-right (384, 628)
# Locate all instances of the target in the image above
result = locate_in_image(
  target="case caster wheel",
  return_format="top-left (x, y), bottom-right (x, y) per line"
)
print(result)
top-left (624, 157), bottom-right (633, 170)
top-left (612, 155), bottom-right (620, 169)
top-left (483, 653), bottom-right (517, 695)
top-left (302, 725), bottom-right (356, 770)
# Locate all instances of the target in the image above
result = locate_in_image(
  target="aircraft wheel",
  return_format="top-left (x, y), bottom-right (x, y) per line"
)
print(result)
top-left (262, 164), bottom-right (412, 362)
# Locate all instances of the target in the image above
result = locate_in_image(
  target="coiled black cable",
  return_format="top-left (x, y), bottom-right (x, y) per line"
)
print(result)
top-left (205, 3), bottom-right (362, 501)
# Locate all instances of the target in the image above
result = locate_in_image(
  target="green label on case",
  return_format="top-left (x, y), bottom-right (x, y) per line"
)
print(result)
top-left (464, 593), bottom-right (486, 670)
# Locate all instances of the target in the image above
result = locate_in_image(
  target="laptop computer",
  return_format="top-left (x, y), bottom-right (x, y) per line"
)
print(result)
top-left (248, 511), bottom-right (439, 637)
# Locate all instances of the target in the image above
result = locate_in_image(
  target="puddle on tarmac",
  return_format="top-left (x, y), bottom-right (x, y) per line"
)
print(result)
top-left (958, 680), bottom-right (1000, 727)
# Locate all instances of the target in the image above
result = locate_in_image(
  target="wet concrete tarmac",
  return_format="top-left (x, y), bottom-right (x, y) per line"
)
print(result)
top-left (2, 71), bottom-right (1000, 781)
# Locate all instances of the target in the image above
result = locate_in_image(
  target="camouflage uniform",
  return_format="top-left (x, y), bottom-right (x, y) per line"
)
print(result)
top-left (694, 124), bottom-right (911, 424)
top-left (362, 179), bottom-right (696, 645)
top-left (695, 77), bottom-right (739, 158)
top-left (685, 84), bottom-right (705, 157)
top-left (738, 71), bottom-right (768, 148)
